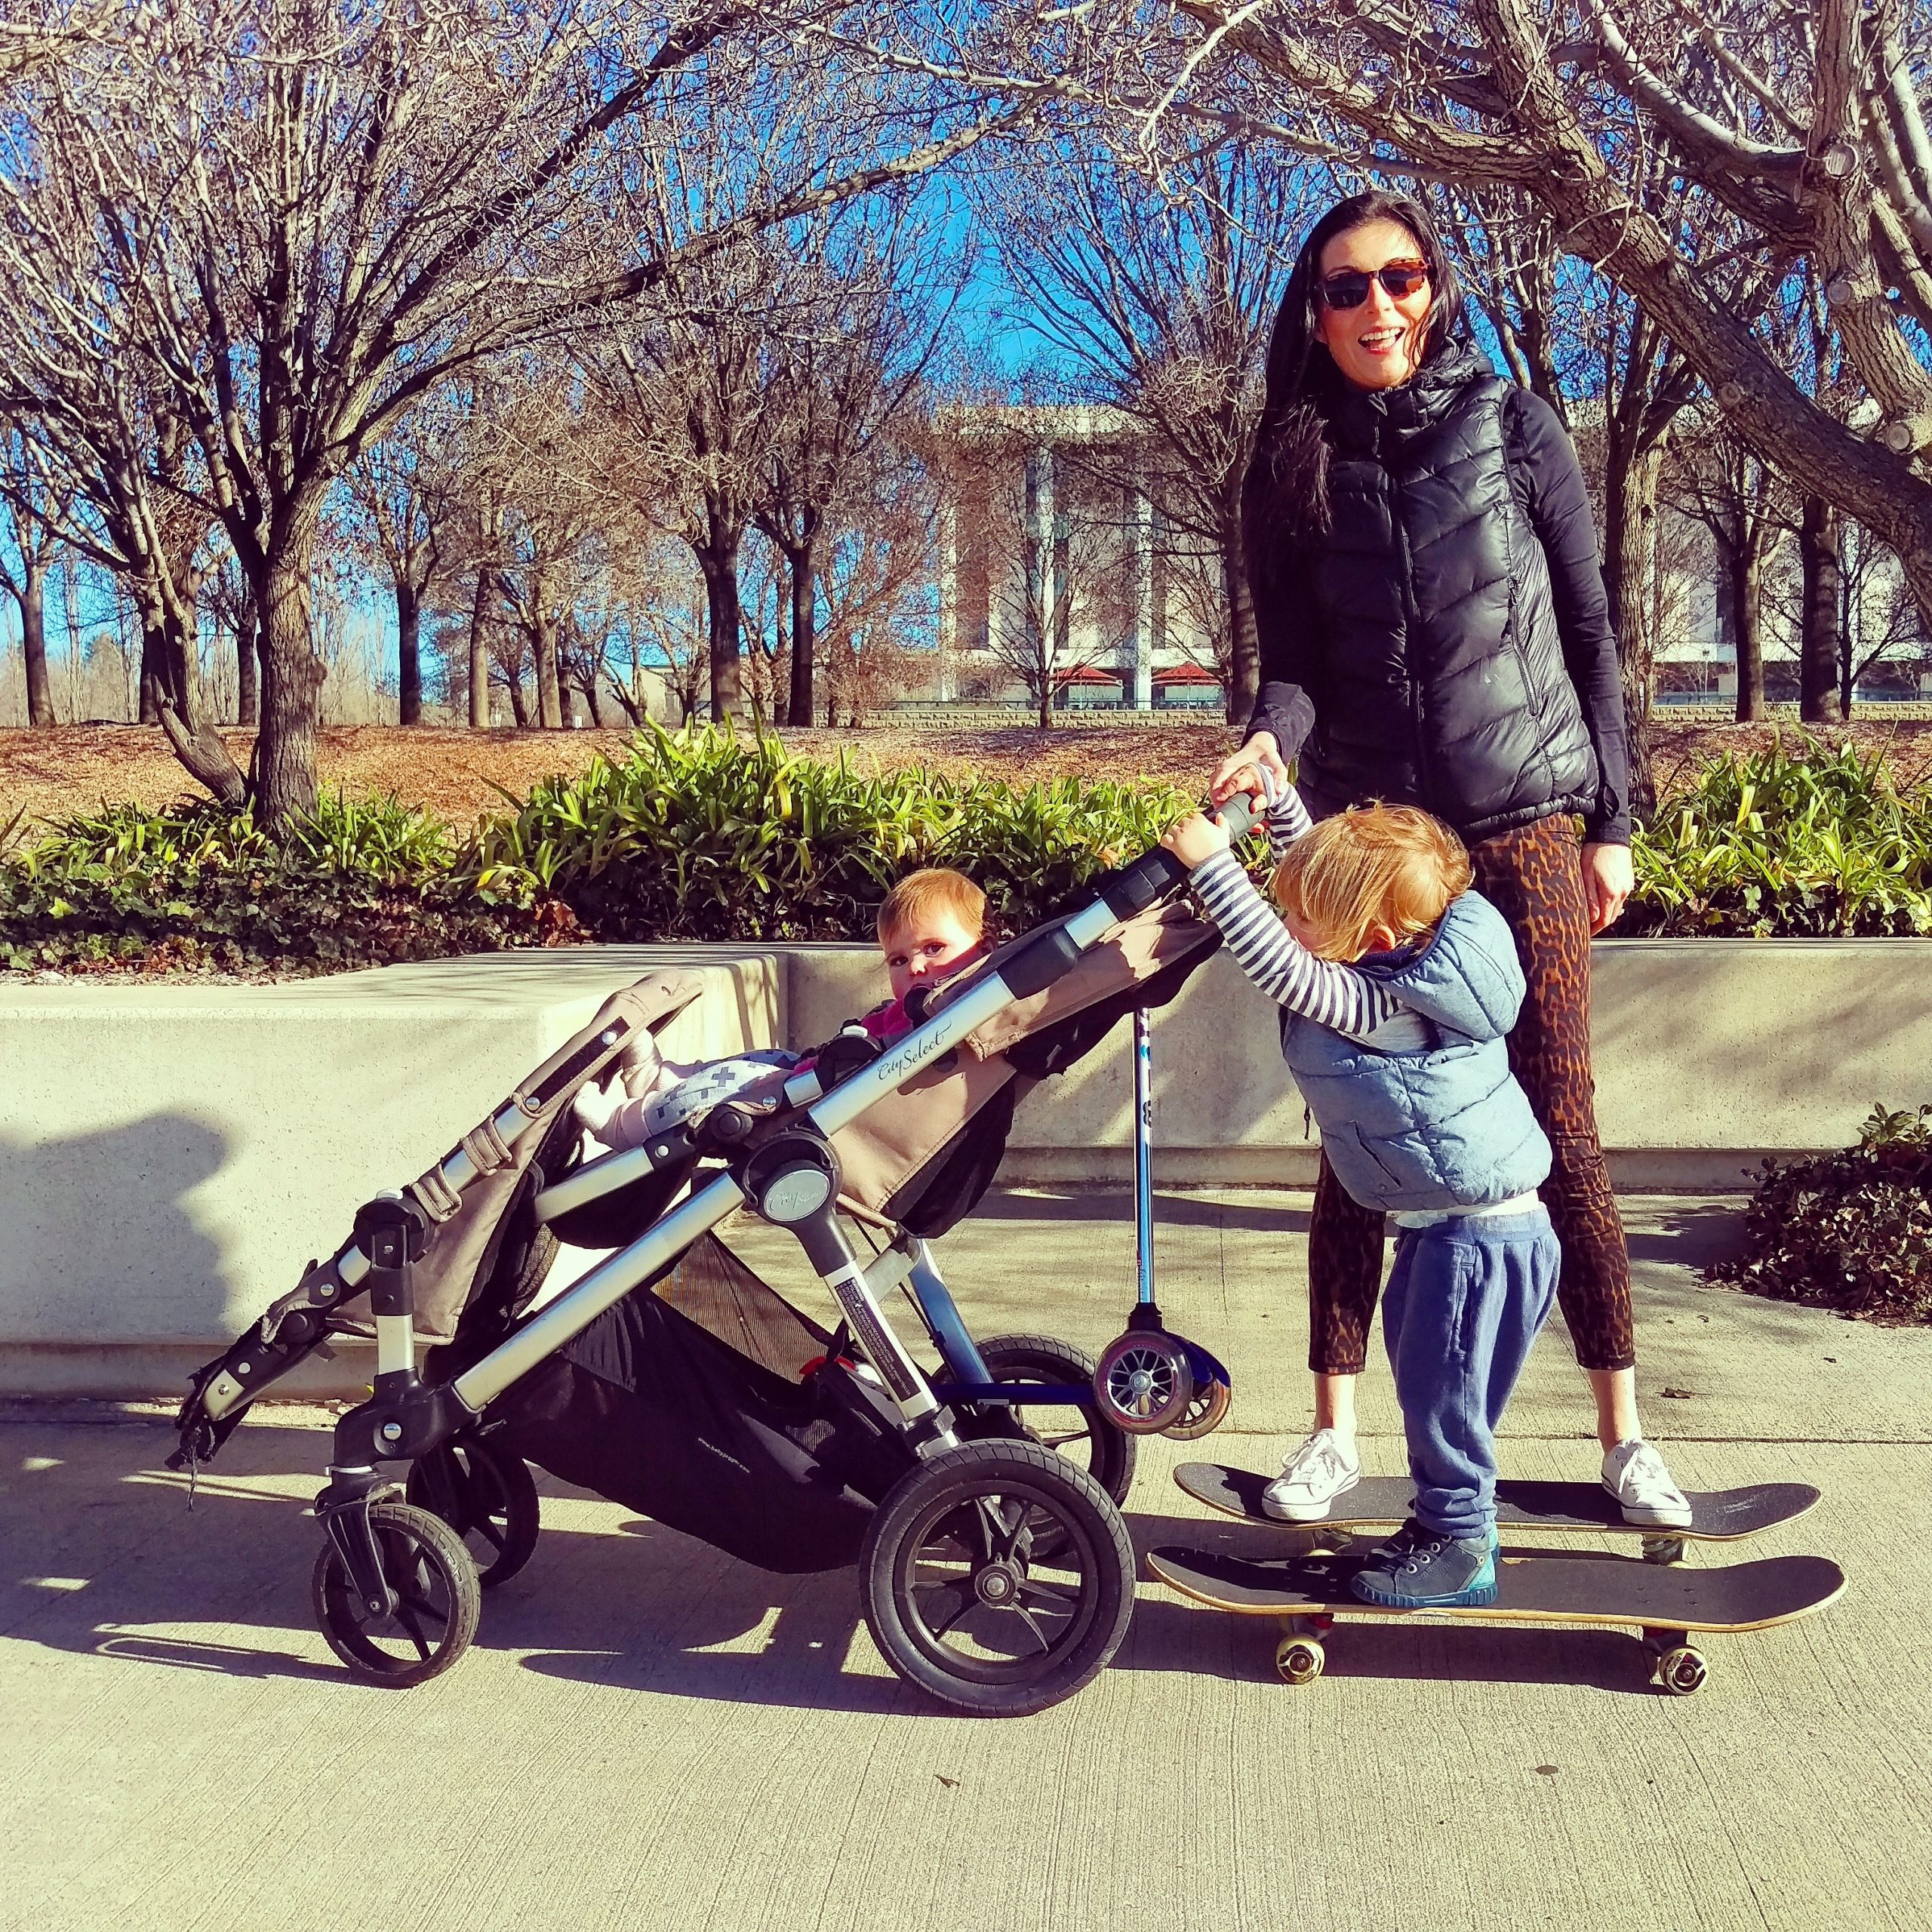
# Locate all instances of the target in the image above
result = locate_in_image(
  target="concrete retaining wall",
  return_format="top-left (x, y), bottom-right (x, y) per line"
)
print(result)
top-left (2, 938), bottom-right (1927, 1395)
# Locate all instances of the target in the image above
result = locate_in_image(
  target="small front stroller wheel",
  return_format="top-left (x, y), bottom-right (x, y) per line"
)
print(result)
top-left (861, 1440), bottom-right (1134, 1717)
top-left (1093, 1330), bottom-right (1194, 1435)
top-left (310, 1501), bottom-right (481, 1687)
top-left (406, 1438), bottom-right (540, 1589)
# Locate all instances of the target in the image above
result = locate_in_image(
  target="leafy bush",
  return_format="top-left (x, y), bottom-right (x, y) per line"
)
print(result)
top-left (469, 724), bottom-right (1183, 941)
top-left (8, 729), bottom-right (1932, 975)
top-left (1626, 737), bottom-right (1932, 937)
top-left (1, 792), bottom-right (571, 977)
top-left (1705, 1106), bottom-right (1932, 1323)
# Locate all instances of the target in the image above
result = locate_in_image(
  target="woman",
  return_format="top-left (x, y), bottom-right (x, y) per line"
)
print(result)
top-left (1213, 189), bottom-right (1688, 1527)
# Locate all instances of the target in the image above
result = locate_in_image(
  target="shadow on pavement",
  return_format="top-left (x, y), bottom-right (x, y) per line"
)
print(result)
top-left (7, 1426), bottom-right (1662, 1711)
top-left (986, 1189), bottom-right (1311, 1235)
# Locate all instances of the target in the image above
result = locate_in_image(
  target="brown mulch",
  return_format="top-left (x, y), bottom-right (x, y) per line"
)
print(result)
top-left (5, 715), bottom-right (1932, 835)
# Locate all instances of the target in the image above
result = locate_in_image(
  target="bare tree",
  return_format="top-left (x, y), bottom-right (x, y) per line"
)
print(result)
top-left (0, 2), bottom-right (1014, 824)
top-left (344, 405), bottom-right (463, 728)
top-left (0, 423), bottom-right (57, 726)
top-left (753, 195), bottom-right (961, 725)
top-left (951, 2), bottom-right (1932, 632)
top-left (1664, 408), bottom-right (1792, 721)
top-left (973, 130), bottom-right (1310, 718)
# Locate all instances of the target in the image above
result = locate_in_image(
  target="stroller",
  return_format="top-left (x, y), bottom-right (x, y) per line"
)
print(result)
top-left (171, 800), bottom-right (1255, 1716)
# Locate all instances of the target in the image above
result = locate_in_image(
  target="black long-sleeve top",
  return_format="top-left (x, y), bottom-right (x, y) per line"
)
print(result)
top-left (1245, 386), bottom-right (1633, 846)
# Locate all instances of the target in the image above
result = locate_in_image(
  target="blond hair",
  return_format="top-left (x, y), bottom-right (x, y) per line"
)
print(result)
top-left (876, 866), bottom-right (986, 944)
top-left (1271, 804), bottom-right (1472, 961)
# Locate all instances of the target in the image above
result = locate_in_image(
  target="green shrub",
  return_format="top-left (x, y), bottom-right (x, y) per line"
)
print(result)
top-left (1705, 1106), bottom-right (1932, 1322)
top-left (9, 731), bottom-right (1932, 974)
top-left (1626, 737), bottom-right (1932, 937)
top-left (469, 724), bottom-right (1183, 941)
top-left (0, 792), bottom-right (568, 977)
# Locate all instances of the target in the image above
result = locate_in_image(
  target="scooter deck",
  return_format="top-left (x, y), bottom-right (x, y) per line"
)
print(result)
top-left (1175, 1463), bottom-right (1820, 1543)
top-left (1149, 1542), bottom-right (1846, 1635)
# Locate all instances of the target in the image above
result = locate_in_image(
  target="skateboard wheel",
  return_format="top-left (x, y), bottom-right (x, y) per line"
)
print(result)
top-left (1275, 1634), bottom-right (1325, 1687)
top-left (1093, 1331), bottom-right (1194, 1435)
top-left (1641, 1535), bottom-right (1687, 1567)
top-left (1656, 1644), bottom-right (1709, 1696)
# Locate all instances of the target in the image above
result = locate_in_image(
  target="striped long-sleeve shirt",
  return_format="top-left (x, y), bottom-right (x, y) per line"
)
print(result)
top-left (1189, 788), bottom-right (1420, 1046)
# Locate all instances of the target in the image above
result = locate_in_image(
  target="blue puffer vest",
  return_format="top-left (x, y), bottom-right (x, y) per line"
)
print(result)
top-left (1284, 891), bottom-right (1552, 1214)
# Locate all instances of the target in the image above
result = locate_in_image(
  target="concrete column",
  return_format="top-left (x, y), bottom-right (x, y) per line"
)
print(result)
top-left (1024, 445), bottom-right (1054, 671)
top-left (935, 491), bottom-right (957, 702)
top-left (1122, 487), bottom-right (1154, 710)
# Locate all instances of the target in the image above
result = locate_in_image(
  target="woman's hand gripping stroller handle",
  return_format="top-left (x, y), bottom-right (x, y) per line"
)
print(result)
top-left (1091, 789), bottom-right (1260, 922)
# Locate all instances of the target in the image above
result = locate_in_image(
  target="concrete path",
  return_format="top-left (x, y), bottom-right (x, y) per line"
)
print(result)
top-left (4, 1189), bottom-right (1927, 1932)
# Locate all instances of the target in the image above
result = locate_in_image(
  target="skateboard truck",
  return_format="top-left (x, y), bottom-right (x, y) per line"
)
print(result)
top-left (1091, 1008), bottom-right (1232, 1438)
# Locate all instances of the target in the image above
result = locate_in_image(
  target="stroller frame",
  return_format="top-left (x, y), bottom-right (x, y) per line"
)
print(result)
top-left (176, 800), bottom-right (1254, 1714)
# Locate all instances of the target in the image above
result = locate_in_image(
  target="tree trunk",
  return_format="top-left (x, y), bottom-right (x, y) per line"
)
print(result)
top-left (1732, 540), bottom-right (1765, 723)
top-left (699, 538), bottom-right (743, 723)
top-left (138, 625), bottom-right (162, 724)
top-left (503, 655), bottom-right (528, 727)
top-left (131, 566), bottom-right (245, 804)
top-left (1798, 497), bottom-right (1844, 725)
top-left (235, 595), bottom-right (260, 728)
top-left (786, 540), bottom-right (817, 733)
top-left (1222, 521), bottom-right (1260, 725)
top-left (248, 535), bottom-right (325, 828)
top-left (466, 568), bottom-right (493, 728)
top-left (20, 557), bottom-right (53, 727)
top-left (1602, 440), bottom-right (1664, 820)
top-left (396, 579), bottom-right (423, 726)
top-left (533, 614), bottom-right (563, 728)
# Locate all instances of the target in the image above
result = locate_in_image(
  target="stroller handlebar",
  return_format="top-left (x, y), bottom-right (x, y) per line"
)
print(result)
top-left (1090, 787), bottom-right (1259, 924)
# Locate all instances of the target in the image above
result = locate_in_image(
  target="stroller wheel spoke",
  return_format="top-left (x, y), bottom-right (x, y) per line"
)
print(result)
top-left (1014, 1577), bottom-right (1081, 1613)
top-left (912, 1580), bottom-right (975, 1639)
top-left (1011, 1605), bottom-right (1055, 1655)
top-left (391, 1598), bottom-right (435, 1661)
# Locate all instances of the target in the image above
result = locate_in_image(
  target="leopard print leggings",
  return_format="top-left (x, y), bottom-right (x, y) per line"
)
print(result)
top-left (1306, 812), bottom-right (1635, 1374)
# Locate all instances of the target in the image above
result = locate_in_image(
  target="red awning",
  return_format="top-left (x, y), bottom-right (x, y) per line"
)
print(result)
top-left (1152, 661), bottom-right (1221, 685)
top-left (1053, 663), bottom-right (1121, 686)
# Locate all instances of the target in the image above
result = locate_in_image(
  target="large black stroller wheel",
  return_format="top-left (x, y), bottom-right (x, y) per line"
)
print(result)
top-left (406, 1438), bottom-right (540, 1589)
top-left (310, 1501), bottom-right (481, 1687)
top-left (973, 1334), bottom-right (1137, 1506)
top-left (860, 1440), bottom-right (1134, 1717)
top-left (1093, 1329), bottom-right (1194, 1434)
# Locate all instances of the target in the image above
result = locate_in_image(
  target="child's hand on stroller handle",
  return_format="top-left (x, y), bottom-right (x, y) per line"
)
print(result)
top-left (1162, 809), bottom-right (1230, 868)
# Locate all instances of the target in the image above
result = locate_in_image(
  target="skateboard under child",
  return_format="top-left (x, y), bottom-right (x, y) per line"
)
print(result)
top-left (1174, 1461), bottom-right (1821, 1564)
top-left (1148, 1538), bottom-right (1845, 1695)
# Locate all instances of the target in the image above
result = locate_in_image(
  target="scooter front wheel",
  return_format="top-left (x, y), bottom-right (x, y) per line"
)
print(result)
top-left (1162, 1377), bottom-right (1233, 1441)
top-left (1092, 1330), bottom-right (1194, 1434)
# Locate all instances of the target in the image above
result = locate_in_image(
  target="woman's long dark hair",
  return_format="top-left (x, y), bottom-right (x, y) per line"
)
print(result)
top-left (1242, 191), bottom-right (1467, 577)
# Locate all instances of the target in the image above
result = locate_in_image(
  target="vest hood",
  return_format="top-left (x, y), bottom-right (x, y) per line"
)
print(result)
top-left (1355, 891), bottom-right (1526, 1046)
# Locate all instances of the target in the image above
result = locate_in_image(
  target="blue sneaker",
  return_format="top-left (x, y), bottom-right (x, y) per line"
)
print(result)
top-left (1350, 1519), bottom-right (1499, 1608)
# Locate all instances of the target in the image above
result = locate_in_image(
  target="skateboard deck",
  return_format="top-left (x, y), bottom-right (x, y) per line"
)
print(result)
top-left (1149, 1543), bottom-right (1845, 1692)
top-left (1175, 1462), bottom-right (1820, 1543)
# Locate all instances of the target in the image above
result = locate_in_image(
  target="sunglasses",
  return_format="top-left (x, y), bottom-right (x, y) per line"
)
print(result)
top-left (1318, 263), bottom-right (1430, 309)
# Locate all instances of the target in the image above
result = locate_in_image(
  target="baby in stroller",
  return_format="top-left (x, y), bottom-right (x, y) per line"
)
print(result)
top-left (572, 867), bottom-right (990, 1150)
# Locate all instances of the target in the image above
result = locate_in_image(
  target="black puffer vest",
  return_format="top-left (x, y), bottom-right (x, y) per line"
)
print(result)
top-left (1296, 343), bottom-right (1599, 839)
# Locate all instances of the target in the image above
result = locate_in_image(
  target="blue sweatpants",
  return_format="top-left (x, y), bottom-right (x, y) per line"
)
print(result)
top-left (1381, 1209), bottom-right (1561, 1540)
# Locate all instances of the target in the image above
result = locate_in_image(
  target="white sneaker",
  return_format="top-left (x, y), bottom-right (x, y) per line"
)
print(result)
top-left (1601, 1438), bottom-right (1692, 1527)
top-left (1262, 1429), bottom-right (1361, 1522)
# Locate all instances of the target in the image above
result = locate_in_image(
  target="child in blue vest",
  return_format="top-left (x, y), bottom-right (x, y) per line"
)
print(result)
top-left (1163, 780), bottom-right (1560, 1608)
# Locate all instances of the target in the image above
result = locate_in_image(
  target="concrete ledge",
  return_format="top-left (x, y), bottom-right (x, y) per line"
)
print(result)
top-left (2, 936), bottom-right (1927, 1395)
